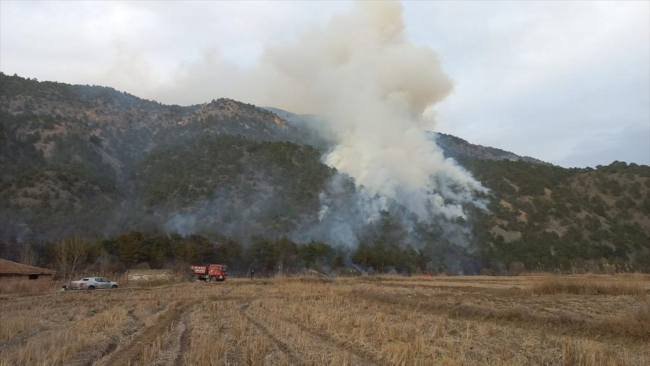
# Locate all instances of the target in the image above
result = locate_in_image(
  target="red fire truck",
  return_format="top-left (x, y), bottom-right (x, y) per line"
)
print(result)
top-left (190, 264), bottom-right (228, 282)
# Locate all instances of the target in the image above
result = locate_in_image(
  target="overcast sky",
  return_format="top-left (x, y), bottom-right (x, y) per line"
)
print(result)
top-left (1, 0), bottom-right (648, 168)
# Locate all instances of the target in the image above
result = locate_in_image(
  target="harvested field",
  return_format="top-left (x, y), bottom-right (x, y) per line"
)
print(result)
top-left (0, 274), bottom-right (648, 366)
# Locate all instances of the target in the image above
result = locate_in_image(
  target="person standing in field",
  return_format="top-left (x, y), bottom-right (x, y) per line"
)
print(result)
top-left (251, 269), bottom-right (255, 280)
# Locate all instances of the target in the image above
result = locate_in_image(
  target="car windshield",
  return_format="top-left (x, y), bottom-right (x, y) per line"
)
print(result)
top-left (82, 278), bottom-right (89, 281)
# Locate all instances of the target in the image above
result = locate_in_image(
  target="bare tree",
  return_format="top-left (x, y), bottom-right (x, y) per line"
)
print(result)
top-left (18, 242), bottom-right (37, 266)
top-left (56, 238), bottom-right (69, 280)
top-left (56, 236), bottom-right (89, 280)
top-left (99, 248), bottom-right (110, 275)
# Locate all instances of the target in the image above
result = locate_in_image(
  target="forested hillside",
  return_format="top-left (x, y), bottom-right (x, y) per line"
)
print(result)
top-left (1, 73), bottom-right (648, 274)
top-left (467, 160), bottom-right (650, 271)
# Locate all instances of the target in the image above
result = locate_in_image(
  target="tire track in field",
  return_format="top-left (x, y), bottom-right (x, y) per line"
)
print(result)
top-left (237, 301), bottom-right (307, 366)
top-left (173, 305), bottom-right (194, 366)
top-left (82, 341), bottom-right (118, 366)
top-left (101, 300), bottom-right (197, 366)
top-left (126, 308), bottom-right (146, 328)
top-left (245, 302), bottom-right (383, 366)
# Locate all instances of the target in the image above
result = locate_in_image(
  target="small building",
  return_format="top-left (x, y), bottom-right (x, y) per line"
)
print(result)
top-left (0, 258), bottom-right (56, 293)
top-left (126, 269), bottom-right (173, 282)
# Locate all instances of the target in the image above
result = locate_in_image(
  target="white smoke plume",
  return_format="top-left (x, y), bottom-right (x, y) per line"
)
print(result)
top-left (158, 1), bottom-right (487, 222)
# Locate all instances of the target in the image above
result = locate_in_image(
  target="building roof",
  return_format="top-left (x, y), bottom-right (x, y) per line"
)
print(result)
top-left (0, 258), bottom-right (56, 275)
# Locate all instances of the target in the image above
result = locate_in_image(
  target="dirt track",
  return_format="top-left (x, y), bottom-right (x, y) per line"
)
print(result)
top-left (103, 300), bottom-right (196, 366)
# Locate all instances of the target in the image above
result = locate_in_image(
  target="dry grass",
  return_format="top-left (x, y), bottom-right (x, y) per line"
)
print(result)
top-left (529, 274), bottom-right (647, 296)
top-left (561, 338), bottom-right (638, 366)
top-left (0, 281), bottom-right (48, 295)
top-left (0, 274), bottom-right (648, 366)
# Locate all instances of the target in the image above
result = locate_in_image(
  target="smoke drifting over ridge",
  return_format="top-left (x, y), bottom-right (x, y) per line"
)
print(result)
top-left (163, 1), bottom-right (487, 223)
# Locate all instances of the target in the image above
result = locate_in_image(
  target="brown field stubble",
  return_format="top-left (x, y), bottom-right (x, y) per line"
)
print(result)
top-left (528, 274), bottom-right (647, 296)
top-left (0, 274), bottom-right (648, 366)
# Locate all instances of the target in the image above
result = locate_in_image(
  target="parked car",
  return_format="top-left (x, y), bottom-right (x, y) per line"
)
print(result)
top-left (63, 277), bottom-right (119, 291)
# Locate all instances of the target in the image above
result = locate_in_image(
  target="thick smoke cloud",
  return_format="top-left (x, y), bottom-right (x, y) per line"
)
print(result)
top-left (160, 1), bottom-right (486, 224)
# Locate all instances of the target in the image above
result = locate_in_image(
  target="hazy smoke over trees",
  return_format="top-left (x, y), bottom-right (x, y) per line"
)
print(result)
top-left (158, 1), bottom-right (487, 226)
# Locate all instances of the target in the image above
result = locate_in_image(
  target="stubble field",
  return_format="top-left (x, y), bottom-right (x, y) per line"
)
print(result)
top-left (0, 274), bottom-right (648, 366)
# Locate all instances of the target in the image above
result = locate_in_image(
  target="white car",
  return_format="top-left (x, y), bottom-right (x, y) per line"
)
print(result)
top-left (64, 277), bottom-right (119, 291)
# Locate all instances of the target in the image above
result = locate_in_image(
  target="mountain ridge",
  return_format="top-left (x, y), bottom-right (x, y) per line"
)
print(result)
top-left (1, 72), bottom-right (648, 273)
top-left (1, 73), bottom-right (551, 167)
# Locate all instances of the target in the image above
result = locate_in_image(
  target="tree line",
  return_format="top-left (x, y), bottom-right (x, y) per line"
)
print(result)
top-left (0, 231), bottom-right (453, 278)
